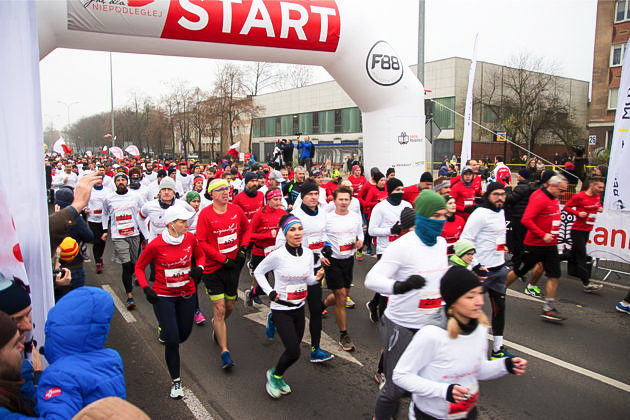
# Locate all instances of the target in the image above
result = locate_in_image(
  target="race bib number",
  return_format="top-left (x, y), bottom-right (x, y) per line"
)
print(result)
top-left (264, 246), bottom-right (275, 256)
top-left (417, 290), bottom-right (442, 312)
top-left (551, 219), bottom-right (561, 235)
top-left (308, 234), bottom-right (324, 251)
top-left (93, 208), bottom-right (102, 215)
top-left (115, 209), bottom-right (135, 236)
top-left (285, 283), bottom-right (307, 303)
top-left (464, 200), bottom-right (474, 207)
top-left (218, 232), bottom-right (237, 254)
top-left (339, 236), bottom-right (355, 256)
top-left (164, 267), bottom-right (191, 288)
top-left (496, 237), bottom-right (506, 253)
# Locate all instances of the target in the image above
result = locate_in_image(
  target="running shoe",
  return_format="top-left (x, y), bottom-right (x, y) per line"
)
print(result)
top-left (194, 309), bottom-right (206, 325)
top-left (524, 285), bottom-right (543, 298)
top-left (373, 372), bottom-right (386, 389)
top-left (540, 308), bottom-right (566, 322)
top-left (221, 351), bottom-right (234, 369)
top-left (490, 346), bottom-right (517, 360)
top-left (310, 347), bottom-right (334, 363)
top-left (170, 380), bottom-right (184, 399)
top-left (265, 312), bottom-right (275, 340)
top-left (616, 301), bottom-right (630, 314)
top-left (366, 301), bottom-right (378, 323)
top-left (339, 334), bottom-right (355, 352)
top-left (253, 295), bottom-right (263, 305)
top-left (158, 327), bottom-right (165, 344)
top-left (265, 369), bottom-right (282, 398)
top-left (245, 288), bottom-right (254, 306)
top-left (345, 296), bottom-right (356, 308)
top-left (356, 249), bottom-right (363, 261)
top-left (126, 297), bottom-right (136, 310)
top-left (583, 282), bottom-right (603, 293)
top-left (95, 262), bottom-right (103, 274)
top-left (266, 368), bottom-right (291, 395)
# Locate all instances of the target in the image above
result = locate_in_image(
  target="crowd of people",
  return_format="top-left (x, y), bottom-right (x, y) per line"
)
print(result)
top-left (1, 149), bottom-right (626, 419)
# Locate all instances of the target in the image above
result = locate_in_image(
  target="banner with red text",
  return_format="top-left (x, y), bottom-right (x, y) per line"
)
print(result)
top-left (586, 210), bottom-right (630, 264)
top-left (67, 0), bottom-right (340, 52)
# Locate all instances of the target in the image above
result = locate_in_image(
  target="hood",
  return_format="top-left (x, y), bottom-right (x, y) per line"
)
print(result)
top-left (44, 286), bottom-right (114, 363)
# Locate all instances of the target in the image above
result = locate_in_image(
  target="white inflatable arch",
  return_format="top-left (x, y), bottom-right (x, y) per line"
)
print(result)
top-left (1, 0), bottom-right (425, 344)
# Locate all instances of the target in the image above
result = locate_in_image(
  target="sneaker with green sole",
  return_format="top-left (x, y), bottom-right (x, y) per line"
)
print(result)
top-left (524, 285), bottom-right (543, 298)
top-left (265, 369), bottom-right (290, 397)
top-left (490, 345), bottom-right (517, 360)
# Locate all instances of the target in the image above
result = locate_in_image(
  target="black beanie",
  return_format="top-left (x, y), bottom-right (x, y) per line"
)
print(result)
top-left (0, 275), bottom-right (31, 316)
top-left (0, 311), bottom-right (18, 350)
top-left (400, 207), bottom-right (416, 230)
top-left (54, 188), bottom-right (74, 209)
top-left (484, 182), bottom-right (505, 198)
top-left (420, 172), bottom-right (433, 183)
top-left (387, 177), bottom-right (404, 194)
top-left (373, 172), bottom-right (385, 183)
top-left (440, 265), bottom-right (481, 310)
top-left (540, 169), bottom-right (556, 185)
top-left (300, 180), bottom-right (319, 198)
top-left (386, 168), bottom-right (395, 177)
top-left (518, 168), bottom-right (531, 179)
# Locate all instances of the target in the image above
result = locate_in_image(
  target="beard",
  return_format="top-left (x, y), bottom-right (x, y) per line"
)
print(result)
top-left (116, 184), bottom-right (128, 195)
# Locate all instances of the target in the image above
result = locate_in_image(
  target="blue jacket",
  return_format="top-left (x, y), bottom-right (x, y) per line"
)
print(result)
top-left (297, 140), bottom-right (312, 159)
top-left (37, 287), bottom-right (125, 419)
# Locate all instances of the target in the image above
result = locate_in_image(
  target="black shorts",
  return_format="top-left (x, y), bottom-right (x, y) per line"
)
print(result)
top-left (202, 266), bottom-right (240, 301)
top-left (325, 256), bottom-right (354, 290)
top-left (514, 245), bottom-right (561, 279)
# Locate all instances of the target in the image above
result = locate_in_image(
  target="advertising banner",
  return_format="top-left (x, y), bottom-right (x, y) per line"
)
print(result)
top-left (586, 210), bottom-right (630, 264)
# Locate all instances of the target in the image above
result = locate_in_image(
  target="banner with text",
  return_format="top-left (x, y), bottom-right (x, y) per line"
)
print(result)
top-left (586, 210), bottom-right (630, 264)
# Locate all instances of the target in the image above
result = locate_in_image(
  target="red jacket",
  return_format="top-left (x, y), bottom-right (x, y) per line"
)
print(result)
top-left (363, 187), bottom-right (388, 217)
top-left (232, 190), bottom-right (264, 222)
top-left (563, 191), bottom-right (602, 232)
top-left (441, 214), bottom-right (465, 244)
top-left (403, 184), bottom-right (421, 205)
top-left (135, 232), bottom-right (205, 296)
top-left (323, 180), bottom-right (339, 202)
top-left (250, 206), bottom-right (287, 256)
top-left (450, 174), bottom-right (482, 197)
top-left (522, 188), bottom-right (561, 246)
top-left (450, 181), bottom-right (477, 221)
top-left (348, 175), bottom-right (367, 197)
top-left (196, 204), bottom-right (251, 273)
top-left (358, 181), bottom-right (376, 214)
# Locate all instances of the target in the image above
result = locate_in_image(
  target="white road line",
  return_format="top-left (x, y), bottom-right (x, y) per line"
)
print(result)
top-left (183, 387), bottom-right (213, 420)
top-left (488, 336), bottom-right (630, 393)
top-left (101, 284), bottom-right (136, 323)
top-left (506, 289), bottom-right (542, 303)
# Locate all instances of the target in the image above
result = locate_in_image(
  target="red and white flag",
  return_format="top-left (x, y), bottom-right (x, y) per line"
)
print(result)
top-left (86, 150), bottom-right (92, 158)
top-left (102, 145), bottom-right (108, 155)
top-left (125, 145), bottom-right (140, 158)
top-left (227, 141), bottom-right (240, 159)
top-left (109, 146), bottom-right (124, 160)
top-left (104, 133), bottom-right (112, 139)
top-left (53, 136), bottom-right (72, 155)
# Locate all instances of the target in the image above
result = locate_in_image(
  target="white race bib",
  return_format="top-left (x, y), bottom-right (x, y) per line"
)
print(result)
top-left (285, 283), bottom-right (307, 304)
top-left (338, 236), bottom-right (355, 256)
top-left (164, 267), bottom-right (191, 288)
top-left (550, 219), bottom-right (561, 235)
top-left (307, 234), bottom-right (324, 251)
top-left (264, 246), bottom-right (275, 256)
top-left (115, 209), bottom-right (135, 236)
top-left (218, 232), bottom-right (237, 254)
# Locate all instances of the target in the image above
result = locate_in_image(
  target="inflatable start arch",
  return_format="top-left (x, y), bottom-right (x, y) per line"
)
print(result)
top-left (0, 0), bottom-right (426, 345)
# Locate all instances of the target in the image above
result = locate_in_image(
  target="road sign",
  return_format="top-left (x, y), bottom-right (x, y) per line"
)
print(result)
top-left (494, 130), bottom-right (507, 142)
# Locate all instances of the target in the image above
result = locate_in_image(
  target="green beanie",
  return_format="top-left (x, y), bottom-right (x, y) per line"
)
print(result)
top-left (453, 239), bottom-right (475, 257)
top-left (414, 189), bottom-right (446, 217)
top-left (185, 191), bottom-right (200, 203)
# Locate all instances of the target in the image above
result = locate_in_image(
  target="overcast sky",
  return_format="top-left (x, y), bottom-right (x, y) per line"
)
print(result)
top-left (40, 0), bottom-right (598, 130)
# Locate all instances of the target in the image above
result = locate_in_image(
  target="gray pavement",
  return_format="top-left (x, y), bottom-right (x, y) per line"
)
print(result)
top-left (88, 246), bottom-right (630, 419)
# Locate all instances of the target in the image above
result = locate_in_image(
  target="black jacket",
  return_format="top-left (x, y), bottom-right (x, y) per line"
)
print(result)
top-left (505, 180), bottom-right (533, 221)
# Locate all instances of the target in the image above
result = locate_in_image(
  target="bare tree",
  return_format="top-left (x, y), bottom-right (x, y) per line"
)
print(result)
top-left (277, 64), bottom-right (314, 89)
top-left (241, 62), bottom-right (274, 152)
top-left (213, 63), bottom-right (246, 155)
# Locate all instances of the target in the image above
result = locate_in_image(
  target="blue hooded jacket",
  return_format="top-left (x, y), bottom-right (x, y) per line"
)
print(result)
top-left (36, 287), bottom-right (125, 419)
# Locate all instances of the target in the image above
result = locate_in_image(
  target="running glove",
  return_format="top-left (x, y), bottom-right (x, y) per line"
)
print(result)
top-left (393, 274), bottom-right (426, 294)
top-left (224, 258), bottom-right (237, 269)
top-left (268, 290), bottom-right (278, 302)
top-left (464, 206), bottom-right (475, 214)
top-left (390, 222), bottom-right (402, 235)
top-left (321, 245), bottom-right (333, 259)
top-left (143, 286), bottom-right (159, 304)
top-left (234, 246), bottom-right (248, 266)
top-left (190, 266), bottom-right (203, 282)
top-left (472, 264), bottom-right (489, 278)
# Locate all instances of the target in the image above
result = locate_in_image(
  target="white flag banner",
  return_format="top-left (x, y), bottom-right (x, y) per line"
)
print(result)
top-left (229, 141), bottom-right (240, 151)
top-left (586, 210), bottom-right (630, 263)
top-left (125, 144), bottom-right (140, 157)
top-left (461, 33), bottom-right (478, 165)
top-left (604, 38), bottom-right (630, 211)
top-left (53, 136), bottom-right (67, 154)
top-left (109, 146), bottom-right (124, 160)
top-left (86, 150), bottom-right (92, 157)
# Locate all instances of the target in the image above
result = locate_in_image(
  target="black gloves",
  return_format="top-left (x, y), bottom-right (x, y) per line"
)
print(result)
top-left (234, 246), bottom-right (248, 266)
top-left (321, 245), bottom-right (333, 259)
top-left (446, 384), bottom-right (457, 403)
top-left (390, 222), bottom-right (402, 236)
top-left (472, 264), bottom-right (489, 278)
top-left (393, 274), bottom-right (426, 295)
top-left (190, 266), bottom-right (203, 282)
top-left (143, 286), bottom-right (159, 304)
top-left (268, 290), bottom-right (278, 302)
top-left (224, 258), bottom-right (237, 269)
top-left (502, 175), bottom-right (510, 184)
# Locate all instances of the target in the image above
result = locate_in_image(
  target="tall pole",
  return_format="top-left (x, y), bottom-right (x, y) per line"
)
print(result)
top-left (417, 1), bottom-right (432, 171)
top-left (110, 52), bottom-right (115, 147)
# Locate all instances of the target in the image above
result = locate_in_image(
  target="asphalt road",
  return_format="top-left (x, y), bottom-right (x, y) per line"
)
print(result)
top-left (87, 245), bottom-right (630, 420)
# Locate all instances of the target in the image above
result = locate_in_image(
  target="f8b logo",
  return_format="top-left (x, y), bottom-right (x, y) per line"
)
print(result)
top-left (366, 41), bottom-right (404, 86)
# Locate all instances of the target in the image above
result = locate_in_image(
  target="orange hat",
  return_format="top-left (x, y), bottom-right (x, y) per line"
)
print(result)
top-left (58, 237), bottom-right (79, 262)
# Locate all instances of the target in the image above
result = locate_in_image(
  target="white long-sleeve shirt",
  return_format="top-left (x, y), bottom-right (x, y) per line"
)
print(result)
top-left (253, 245), bottom-right (317, 311)
top-left (460, 207), bottom-right (506, 269)
top-left (325, 211), bottom-right (364, 259)
top-left (368, 199), bottom-right (412, 255)
top-left (325, 197), bottom-right (361, 216)
top-left (51, 172), bottom-right (78, 190)
top-left (393, 324), bottom-right (508, 420)
top-left (365, 231), bottom-right (448, 329)
top-left (101, 191), bottom-right (143, 239)
top-left (139, 199), bottom-right (190, 242)
top-left (86, 186), bottom-right (112, 223)
top-left (275, 205), bottom-right (328, 269)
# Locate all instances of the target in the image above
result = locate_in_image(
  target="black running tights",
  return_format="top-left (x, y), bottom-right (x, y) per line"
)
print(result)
top-left (122, 262), bottom-right (134, 294)
top-left (488, 289), bottom-right (506, 337)
top-left (88, 221), bottom-right (105, 262)
top-left (306, 283), bottom-right (322, 349)
top-left (153, 294), bottom-right (196, 379)
top-left (273, 306), bottom-right (305, 376)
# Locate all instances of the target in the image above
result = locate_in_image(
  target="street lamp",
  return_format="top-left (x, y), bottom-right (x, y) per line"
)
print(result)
top-left (57, 100), bottom-right (79, 130)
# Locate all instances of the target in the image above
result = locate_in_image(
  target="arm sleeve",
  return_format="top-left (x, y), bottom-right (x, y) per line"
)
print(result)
top-left (563, 194), bottom-right (580, 216)
top-left (253, 252), bottom-right (277, 295)
top-left (73, 218), bottom-right (94, 243)
top-left (250, 213), bottom-right (270, 241)
top-left (520, 199), bottom-right (547, 239)
top-left (195, 211), bottom-right (228, 265)
top-left (191, 235), bottom-right (206, 268)
top-left (475, 336), bottom-right (508, 380)
top-left (357, 184), bottom-right (369, 207)
top-left (101, 199), bottom-right (110, 231)
top-left (134, 241), bottom-right (155, 289)
top-left (356, 214), bottom-right (365, 242)
top-left (238, 208), bottom-right (252, 247)
top-left (368, 206), bottom-right (390, 237)
top-left (364, 247), bottom-right (400, 294)
top-left (392, 328), bottom-right (450, 399)
top-left (306, 255), bottom-right (318, 286)
top-left (37, 370), bottom-right (84, 420)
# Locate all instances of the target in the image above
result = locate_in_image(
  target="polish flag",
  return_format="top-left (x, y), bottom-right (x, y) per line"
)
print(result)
top-left (227, 141), bottom-right (240, 159)
top-left (53, 137), bottom-right (72, 155)
top-left (109, 146), bottom-right (124, 160)
top-left (125, 145), bottom-right (140, 159)
top-left (102, 145), bottom-right (108, 155)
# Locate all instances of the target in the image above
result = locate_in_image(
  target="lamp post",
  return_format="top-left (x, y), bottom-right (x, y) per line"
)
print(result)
top-left (57, 100), bottom-right (79, 131)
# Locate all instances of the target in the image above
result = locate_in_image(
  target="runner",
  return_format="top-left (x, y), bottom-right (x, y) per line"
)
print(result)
top-left (325, 180), bottom-right (361, 216)
top-left (347, 164), bottom-right (367, 198)
top-left (506, 174), bottom-right (569, 321)
top-left (275, 180), bottom-right (334, 363)
top-left (282, 165), bottom-right (306, 211)
top-left (563, 176), bottom-right (605, 292)
top-left (293, 170), bottom-right (327, 209)
top-left (196, 179), bottom-right (251, 369)
top-left (254, 215), bottom-right (325, 398)
top-left (246, 188), bottom-right (287, 307)
top-left (366, 177), bottom-right (412, 322)
top-left (357, 167), bottom-right (380, 256)
top-left (232, 172), bottom-right (264, 223)
top-left (492, 155), bottom-right (512, 186)
top-left (365, 190), bottom-right (449, 420)
top-left (51, 161), bottom-right (78, 191)
top-left (403, 171), bottom-right (433, 205)
top-left (450, 165), bottom-right (477, 221)
top-left (101, 173), bottom-right (144, 309)
top-left (184, 191), bottom-right (207, 326)
top-left (433, 176), bottom-right (451, 197)
top-left (461, 182), bottom-right (516, 360)
top-left (135, 206), bottom-right (205, 399)
top-left (393, 265), bottom-right (527, 420)
top-left (139, 177), bottom-right (189, 243)
top-left (322, 186), bottom-right (364, 351)
top-left (440, 195), bottom-right (465, 245)
top-left (85, 168), bottom-right (111, 274)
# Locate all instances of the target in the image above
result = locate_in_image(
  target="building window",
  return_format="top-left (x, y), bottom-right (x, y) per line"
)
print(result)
top-left (280, 115), bottom-right (292, 136)
top-left (608, 88), bottom-right (619, 110)
top-left (341, 107), bottom-right (361, 132)
top-left (292, 114), bottom-right (299, 135)
top-left (433, 97), bottom-right (455, 129)
top-left (482, 104), bottom-right (499, 123)
top-left (264, 117), bottom-right (275, 137)
top-left (253, 119), bottom-right (261, 137)
top-left (318, 110), bottom-right (335, 134)
top-left (299, 113), bottom-right (313, 134)
top-left (611, 44), bottom-right (625, 67)
top-left (616, 0), bottom-right (630, 22)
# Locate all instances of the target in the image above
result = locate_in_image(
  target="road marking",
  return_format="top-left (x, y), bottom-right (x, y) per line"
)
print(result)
top-left (101, 284), bottom-right (136, 323)
top-left (238, 290), bottom-right (363, 366)
top-left (183, 387), bottom-right (213, 420)
top-left (488, 336), bottom-right (630, 393)
top-left (506, 289), bottom-right (542, 303)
